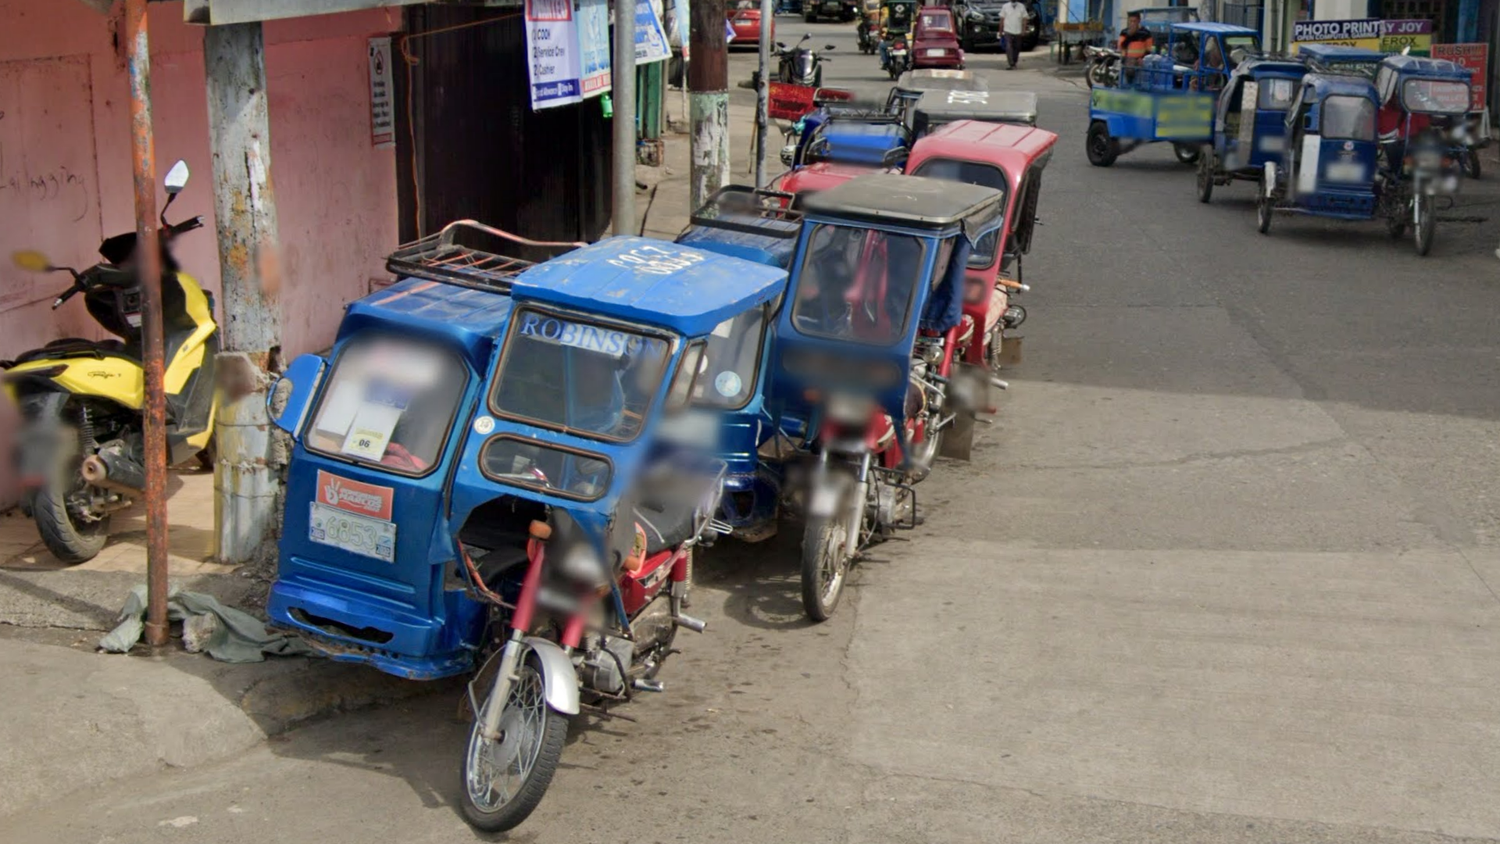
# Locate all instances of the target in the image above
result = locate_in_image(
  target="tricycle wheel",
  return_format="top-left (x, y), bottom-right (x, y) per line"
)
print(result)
top-left (1465, 149), bottom-right (1482, 179)
top-left (889, 65), bottom-right (901, 80)
top-left (1196, 153), bottom-right (1214, 203)
top-left (1385, 205), bottom-right (1408, 239)
top-left (1086, 121), bottom-right (1118, 167)
top-left (1173, 143), bottom-right (1201, 165)
top-left (460, 654), bottom-right (569, 833)
top-left (1256, 179), bottom-right (1273, 234)
top-left (801, 513), bottom-right (852, 622)
top-left (1414, 194), bottom-right (1436, 256)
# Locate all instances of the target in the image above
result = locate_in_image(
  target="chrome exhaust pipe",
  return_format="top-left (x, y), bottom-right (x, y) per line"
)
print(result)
top-left (673, 613), bottom-right (707, 633)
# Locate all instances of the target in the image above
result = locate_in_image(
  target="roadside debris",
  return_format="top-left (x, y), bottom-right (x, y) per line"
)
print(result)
top-left (99, 584), bottom-right (314, 663)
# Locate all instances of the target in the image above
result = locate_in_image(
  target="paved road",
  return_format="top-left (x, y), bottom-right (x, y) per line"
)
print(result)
top-left (11, 20), bottom-right (1500, 844)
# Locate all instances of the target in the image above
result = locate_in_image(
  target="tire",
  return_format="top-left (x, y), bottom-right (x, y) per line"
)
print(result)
top-left (1256, 174), bottom-right (1273, 234)
top-left (1465, 149), bottom-right (1482, 179)
top-left (1086, 60), bottom-right (1107, 88)
top-left (801, 513), bottom-right (851, 622)
top-left (1385, 211), bottom-right (1407, 239)
top-left (1173, 143), bottom-right (1201, 165)
top-left (889, 64), bottom-right (901, 80)
top-left (459, 654), bottom-right (569, 833)
top-left (1414, 194), bottom-right (1435, 257)
top-left (33, 428), bottom-right (109, 565)
top-left (1196, 153), bottom-right (1215, 203)
top-left (1085, 121), bottom-right (1118, 167)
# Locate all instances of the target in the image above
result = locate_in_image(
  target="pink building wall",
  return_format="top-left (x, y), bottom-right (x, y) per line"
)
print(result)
top-left (0, 0), bottom-right (403, 506)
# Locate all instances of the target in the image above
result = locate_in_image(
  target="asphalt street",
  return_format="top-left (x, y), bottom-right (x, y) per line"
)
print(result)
top-left (9, 19), bottom-right (1500, 844)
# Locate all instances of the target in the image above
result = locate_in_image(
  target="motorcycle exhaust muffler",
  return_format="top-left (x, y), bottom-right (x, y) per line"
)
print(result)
top-left (672, 613), bottom-right (707, 633)
top-left (80, 442), bottom-right (146, 493)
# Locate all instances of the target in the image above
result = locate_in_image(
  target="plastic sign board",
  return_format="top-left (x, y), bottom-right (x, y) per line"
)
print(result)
top-left (635, 0), bottom-right (672, 64)
top-left (1432, 43), bottom-right (1488, 110)
top-left (579, 0), bottom-right (612, 97)
top-left (1292, 18), bottom-right (1381, 51)
top-left (368, 37), bottom-right (395, 148)
top-left (1379, 19), bottom-right (1432, 56)
top-left (525, 0), bottom-right (584, 109)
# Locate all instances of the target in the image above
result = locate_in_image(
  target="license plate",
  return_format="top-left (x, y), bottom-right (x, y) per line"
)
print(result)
top-left (1324, 161), bottom-right (1365, 183)
top-left (924, 48), bottom-right (946, 57)
top-left (1257, 136), bottom-right (1284, 152)
top-left (809, 485), bottom-right (840, 517)
top-left (309, 502), bottom-right (396, 562)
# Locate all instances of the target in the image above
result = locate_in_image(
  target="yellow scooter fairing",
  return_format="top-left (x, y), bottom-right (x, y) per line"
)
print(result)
top-left (5, 355), bottom-right (144, 409)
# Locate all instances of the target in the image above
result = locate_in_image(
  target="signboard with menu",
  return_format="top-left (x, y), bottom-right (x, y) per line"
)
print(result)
top-left (1432, 43), bottom-right (1489, 111)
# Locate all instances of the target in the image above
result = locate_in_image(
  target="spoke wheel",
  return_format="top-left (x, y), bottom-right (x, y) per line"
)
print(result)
top-left (801, 513), bottom-right (852, 622)
top-left (1256, 175), bottom-right (1273, 234)
top-left (1196, 153), bottom-right (1215, 203)
top-left (1414, 194), bottom-right (1435, 256)
top-left (460, 657), bottom-right (568, 833)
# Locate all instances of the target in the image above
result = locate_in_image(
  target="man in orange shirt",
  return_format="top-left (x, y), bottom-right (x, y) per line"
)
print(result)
top-left (1118, 11), bottom-right (1153, 79)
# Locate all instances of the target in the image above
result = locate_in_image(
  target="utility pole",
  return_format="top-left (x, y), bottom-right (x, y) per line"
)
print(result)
top-left (613, 0), bottom-right (638, 235)
top-left (203, 22), bottom-right (285, 566)
top-left (123, 0), bottom-right (170, 647)
top-left (755, 0), bottom-right (771, 188)
top-left (689, 0), bottom-right (730, 208)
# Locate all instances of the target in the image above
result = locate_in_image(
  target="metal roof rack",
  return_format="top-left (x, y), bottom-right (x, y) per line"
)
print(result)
top-left (385, 220), bottom-right (584, 293)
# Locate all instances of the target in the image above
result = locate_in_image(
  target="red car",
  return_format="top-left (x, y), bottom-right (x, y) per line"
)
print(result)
top-left (911, 7), bottom-right (964, 69)
top-left (727, 1), bottom-right (773, 45)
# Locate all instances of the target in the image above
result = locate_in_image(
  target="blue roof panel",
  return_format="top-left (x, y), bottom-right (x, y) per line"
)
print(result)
top-left (340, 278), bottom-right (514, 366)
top-left (512, 236), bottom-right (789, 337)
top-left (1171, 21), bottom-right (1258, 34)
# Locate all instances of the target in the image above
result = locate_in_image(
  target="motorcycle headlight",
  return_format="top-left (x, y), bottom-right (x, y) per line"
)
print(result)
top-left (556, 541), bottom-right (610, 588)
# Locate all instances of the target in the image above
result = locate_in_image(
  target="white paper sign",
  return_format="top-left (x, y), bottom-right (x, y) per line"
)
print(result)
top-left (635, 0), bottom-right (671, 64)
top-left (579, 0), bottom-right (612, 97)
top-left (368, 37), bottom-right (395, 148)
top-left (525, 0), bottom-right (584, 110)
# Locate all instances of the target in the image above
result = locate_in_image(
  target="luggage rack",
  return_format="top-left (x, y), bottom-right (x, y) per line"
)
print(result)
top-left (385, 220), bottom-right (585, 293)
top-left (687, 185), bottom-right (804, 238)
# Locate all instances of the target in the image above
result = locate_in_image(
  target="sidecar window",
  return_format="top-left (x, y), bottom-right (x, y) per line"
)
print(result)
top-left (793, 223), bottom-right (928, 345)
top-left (693, 306), bottom-right (768, 410)
top-left (304, 336), bottom-right (467, 477)
top-left (491, 308), bottom-right (671, 442)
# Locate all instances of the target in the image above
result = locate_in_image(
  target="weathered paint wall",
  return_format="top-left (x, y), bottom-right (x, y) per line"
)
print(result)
top-left (0, 0), bottom-right (401, 506)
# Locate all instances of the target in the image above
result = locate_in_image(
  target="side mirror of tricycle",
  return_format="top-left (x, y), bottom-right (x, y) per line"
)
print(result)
top-left (267, 353), bottom-right (327, 436)
top-left (776, 41), bottom-right (787, 49)
top-left (11, 250), bottom-right (54, 273)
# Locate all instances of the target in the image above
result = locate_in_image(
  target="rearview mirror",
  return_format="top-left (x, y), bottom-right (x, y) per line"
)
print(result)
top-left (776, 41), bottom-right (787, 48)
top-left (163, 160), bottom-right (189, 195)
top-left (826, 44), bottom-right (837, 50)
top-left (267, 353), bottom-right (327, 436)
top-left (11, 250), bottom-right (52, 272)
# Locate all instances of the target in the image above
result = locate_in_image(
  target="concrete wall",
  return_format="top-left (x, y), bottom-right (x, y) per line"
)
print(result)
top-left (0, 0), bottom-right (402, 507)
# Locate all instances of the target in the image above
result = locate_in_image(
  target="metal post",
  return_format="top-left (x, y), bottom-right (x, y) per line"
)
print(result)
top-left (614, 0), bottom-right (637, 236)
top-left (204, 23), bottom-right (284, 566)
top-left (689, 0), bottom-right (730, 208)
top-left (123, 0), bottom-right (170, 648)
top-left (755, 0), bottom-right (771, 188)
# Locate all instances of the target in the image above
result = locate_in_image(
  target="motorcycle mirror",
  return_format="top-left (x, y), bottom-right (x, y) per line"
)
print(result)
top-left (163, 159), bottom-right (190, 195)
top-left (11, 250), bottom-right (53, 273)
top-left (776, 41), bottom-right (787, 48)
top-left (826, 44), bottom-right (836, 49)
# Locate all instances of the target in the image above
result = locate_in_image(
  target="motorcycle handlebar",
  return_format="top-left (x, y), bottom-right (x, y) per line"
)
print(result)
top-left (52, 280), bottom-right (83, 310)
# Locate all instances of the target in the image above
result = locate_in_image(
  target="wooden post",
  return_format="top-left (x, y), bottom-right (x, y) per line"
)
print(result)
top-left (204, 22), bottom-right (285, 565)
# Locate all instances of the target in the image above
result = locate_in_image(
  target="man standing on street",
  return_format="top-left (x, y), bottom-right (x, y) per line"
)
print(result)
top-left (999, 0), bottom-right (1027, 69)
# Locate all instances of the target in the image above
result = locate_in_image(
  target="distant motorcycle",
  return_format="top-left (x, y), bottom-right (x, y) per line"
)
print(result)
top-left (777, 34), bottom-right (834, 87)
top-left (1084, 44), bottom-right (1120, 88)
top-left (882, 31), bottom-right (911, 79)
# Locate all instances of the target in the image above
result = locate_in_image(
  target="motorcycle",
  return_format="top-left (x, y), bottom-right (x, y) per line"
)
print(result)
top-left (883, 31), bottom-right (911, 79)
top-left (1084, 43), bottom-right (1120, 88)
top-left (4, 160), bottom-right (217, 563)
top-left (266, 225), bottom-right (787, 832)
top-left (1456, 109), bottom-right (1490, 179)
top-left (777, 34), bottom-right (834, 87)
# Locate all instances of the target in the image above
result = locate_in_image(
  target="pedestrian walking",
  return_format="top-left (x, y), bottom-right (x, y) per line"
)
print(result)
top-left (999, 0), bottom-right (1027, 69)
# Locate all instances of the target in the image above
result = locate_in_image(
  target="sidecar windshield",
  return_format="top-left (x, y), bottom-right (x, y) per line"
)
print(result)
top-left (491, 308), bottom-right (671, 442)
top-left (792, 223), bottom-right (928, 346)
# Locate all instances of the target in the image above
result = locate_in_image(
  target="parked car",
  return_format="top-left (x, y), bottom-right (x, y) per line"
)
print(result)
top-left (955, 0), bottom-right (1042, 52)
top-left (805, 0), bottom-right (858, 22)
top-left (729, 0), bottom-right (773, 44)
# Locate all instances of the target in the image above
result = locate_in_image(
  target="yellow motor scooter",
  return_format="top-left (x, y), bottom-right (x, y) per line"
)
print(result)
top-left (4, 160), bottom-right (219, 563)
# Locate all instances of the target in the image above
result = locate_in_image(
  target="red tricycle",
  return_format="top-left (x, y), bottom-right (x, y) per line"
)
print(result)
top-left (911, 7), bottom-right (964, 70)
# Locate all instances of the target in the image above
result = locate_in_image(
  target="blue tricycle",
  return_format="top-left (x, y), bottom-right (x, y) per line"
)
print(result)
top-left (1086, 22), bottom-right (1261, 167)
top-left (1196, 56), bottom-right (1309, 202)
top-left (265, 222), bottom-right (787, 832)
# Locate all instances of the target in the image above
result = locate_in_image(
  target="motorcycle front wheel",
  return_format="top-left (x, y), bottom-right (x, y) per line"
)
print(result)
top-left (460, 655), bottom-right (569, 833)
top-left (1413, 193), bottom-right (1436, 257)
top-left (801, 513), bottom-right (852, 622)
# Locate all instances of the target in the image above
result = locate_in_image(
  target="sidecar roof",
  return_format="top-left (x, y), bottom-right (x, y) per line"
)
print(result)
top-left (801, 172), bottom-right (1005, 232)
top-left (512, 236), bottom-right (789, 337)
top-left (340, 278), bottom-right (514, 368)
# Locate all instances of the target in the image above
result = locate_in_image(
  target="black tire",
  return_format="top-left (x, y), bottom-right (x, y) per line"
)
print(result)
top-left (1196, 153), bottom-right (1215, 203)
top-left (889, 64), bottom-right (901, 80)
top-left (1256, 187), bottom-right (1273, 234)
top-left (1085, 121), bottom-right (1118, 167)
top-left (33, 430), bottom-right (109, 565)
top-left (801, 514), bottom-right (851, 622)
top-left (1173, 143), bottom-right (1200, 165)
top-left (1414, 194), bottom-right (1435, 256)
top-left (459, 654), bottom-right (570, 833)
top-left (1385, 203), bottom-right (1408, 239)
top-left (1465, 149), bottom-right (1482, 179)
top-left (1086, 60), bottom-right (1106, 88)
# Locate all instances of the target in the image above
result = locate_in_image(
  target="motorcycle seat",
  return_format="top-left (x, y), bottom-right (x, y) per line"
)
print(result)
top-left (13, 338), bottom-right (130, 364)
